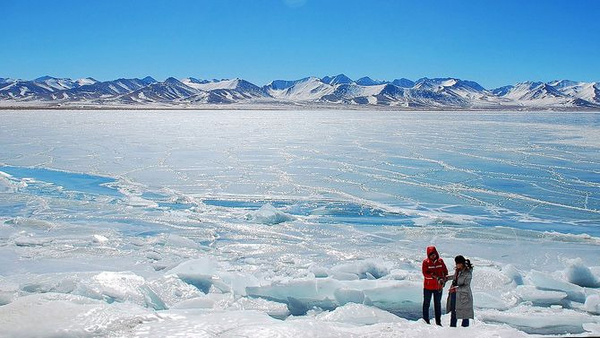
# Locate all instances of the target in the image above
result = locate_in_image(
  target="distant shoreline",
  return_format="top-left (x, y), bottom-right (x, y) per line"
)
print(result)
top-left (1, 103), bottom-right (598, 113)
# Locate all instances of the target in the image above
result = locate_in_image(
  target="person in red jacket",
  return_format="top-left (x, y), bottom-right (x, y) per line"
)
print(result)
top-left (422, 246), bottom-right (448, 325)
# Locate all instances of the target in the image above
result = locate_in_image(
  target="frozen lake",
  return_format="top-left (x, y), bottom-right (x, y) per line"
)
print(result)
top-left (1, 110), bottom-right (599, 337)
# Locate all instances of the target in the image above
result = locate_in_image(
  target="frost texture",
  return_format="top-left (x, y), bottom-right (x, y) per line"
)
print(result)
top-left (1, 110), bottom-right (600, 336)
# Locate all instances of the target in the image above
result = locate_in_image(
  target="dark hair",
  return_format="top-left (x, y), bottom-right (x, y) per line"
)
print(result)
top-left (455, 255), bottom-right (473, 270)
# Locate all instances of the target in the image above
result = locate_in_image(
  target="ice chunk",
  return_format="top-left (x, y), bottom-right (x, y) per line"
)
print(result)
top-left (145, 250), bottom-right (162, 261)
top-left (528, 271), bottom-right (586, 303)
top-left (514, 285), bottom-right (567, 306)
top-left (168, 257), bottom-right (219, 293)
top-left (20, 273), bottom-right (79, 294)
top-left (139, 284), bottom-right (167, 310)
top-left (120, 193), bottom-right (158, 208)
top-left (584, 294), bottom-right (600, 314)
top-left (75, 271), bottom-right (148, 306)
top-left (472, 266), bottom-right (514, 290)
top-left (228, 297), bottom-right (290, 319)
top-left (564, 258), bottom-right (600, 288)
top-left (246, 277), bottom-right (426, 318)
top-left (330, 259), bottom-right (390, 280)
top-left (13, 235), bottom-right (53, 247)
top-left (246, 278), bottom-right (341, 304)
top-left (333, 288), bottom-right (365, 305)
top-left (383, 269), bottom-right (411, 282)
top-left (329, 271), bottom-right (359, 281)
top-left (164, 234), bottom-right (198, 249)
top-left (502, 264), bottom-right (524, 285)
top-left (92, 234), bottom-right (109, 244)
top-left (474, 291), bottom-right (513, 310)
top-left (206, 292), bottom-right (238, 310)
top-left (0, 280), bottom-right (19, 306)
top-left (309, 265), bottom-right (330, 278)
top-left (317, 303), bottom-right (402, 325)
top-left (250, 203), bottom-right (295, 225)
top-left (76, 272), bottom-right (166, 310)
top-left (246, 278), bottom-right (341, 315)
top-left (359, 280), bottom-right (423, 318)
top-left (0, 172), bottom-right (26, 192)
top-left (583, 322), bottom-right (600, 335)
top-left (171, 295), bottom-right (216, 309)
top-left (287, 296), bottom-right (336, 315)
top-left (168, 258), bottom-right (260, 296)
top-left (167, 292), bottom-right (235, 311)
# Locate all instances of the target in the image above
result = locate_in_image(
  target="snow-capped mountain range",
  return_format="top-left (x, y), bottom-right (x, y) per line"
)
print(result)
top-left (1, 75), bottom-right (599, 109)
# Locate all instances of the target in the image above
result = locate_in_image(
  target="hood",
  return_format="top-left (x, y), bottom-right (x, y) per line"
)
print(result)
top-left (426, 246), bottom-right (438, 258)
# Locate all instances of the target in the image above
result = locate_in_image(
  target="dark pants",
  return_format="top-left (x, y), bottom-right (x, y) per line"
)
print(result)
top-left (423, 288), bottom-right (442, 325)
top-left (449, 292), bottom-right (470, 327)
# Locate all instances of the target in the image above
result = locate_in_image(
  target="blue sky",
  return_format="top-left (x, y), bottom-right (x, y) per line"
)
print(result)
top-left (1, 0), bottom-right (599, 89)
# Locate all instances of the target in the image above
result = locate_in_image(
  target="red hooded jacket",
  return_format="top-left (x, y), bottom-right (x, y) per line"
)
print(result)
top-left (422, 246), bottom-right (448, 290)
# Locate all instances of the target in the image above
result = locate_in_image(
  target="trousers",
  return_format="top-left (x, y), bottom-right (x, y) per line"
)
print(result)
top-left (423, 288), bottom-right (442, 325)
top-left (449, 292), bottom-right (470, 327)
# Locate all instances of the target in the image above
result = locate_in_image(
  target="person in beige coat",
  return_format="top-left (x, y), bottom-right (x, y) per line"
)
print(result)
top-left (446, 255), bottom-right (474, 327)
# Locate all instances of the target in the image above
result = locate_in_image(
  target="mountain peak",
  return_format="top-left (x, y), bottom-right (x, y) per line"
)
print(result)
top-left (34, 75), bottom-right (61, 82)
top-left (517, 81), bottom-right (544, 88)
top-left (414, 77), bottom-right (485, 92)
top-left (75, 77), bottom-right (98, 87)
top-left (548, 80), bottom-right (579, 88)
top-left (142, 76), bottom-right (158, 85)
top-left (164, 77), bottom-right (185, 86)
top-left (184, 77), bottom-right (210, 84)
top-left (267, 77), bottom-right (316, 90)
top-left (322, 74), bottom-right (353, 85)
top-left (356, 77), bottom-right (387, 86)
top-left (2, 74), bottom-right (599, 109)
top-left (491, 85), bottom-right (514, 97)
top-left (391, 78), bottom-right (415, 88)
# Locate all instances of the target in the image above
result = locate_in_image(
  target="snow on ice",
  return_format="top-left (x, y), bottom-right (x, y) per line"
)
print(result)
top-left (0, 110), bottom-right (599, 337)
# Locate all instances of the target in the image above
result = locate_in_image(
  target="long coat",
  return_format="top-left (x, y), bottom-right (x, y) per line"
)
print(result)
top-left (446, 268), bottom-right (474, 319)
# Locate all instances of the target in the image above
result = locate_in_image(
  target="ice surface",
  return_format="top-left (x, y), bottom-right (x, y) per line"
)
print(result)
top-left (478, 305), bottom-right (599, 335)
top-left (0, 292), bottom-right (159, 337)
top-left (1, 110), bottom-right (600, 336)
